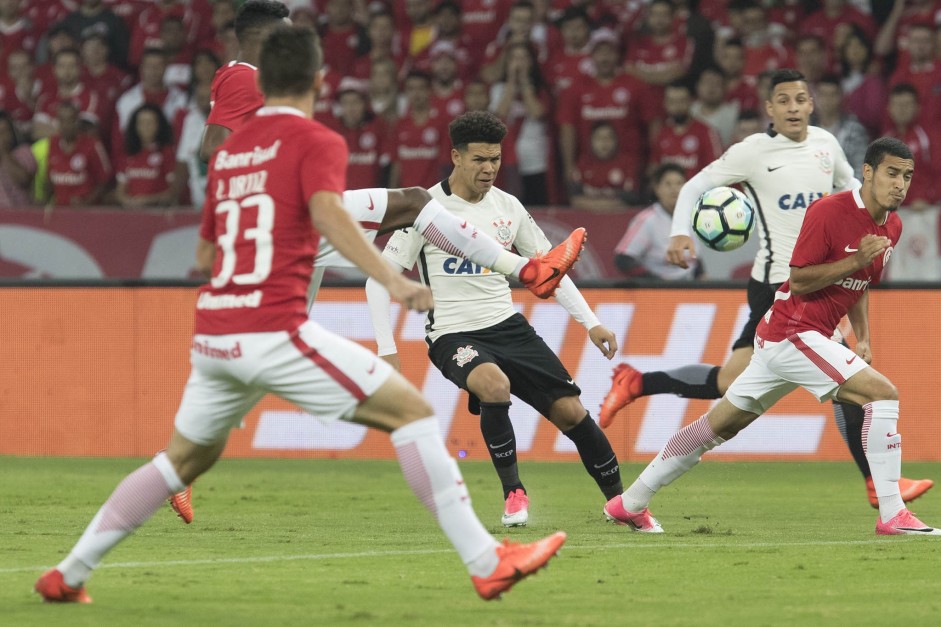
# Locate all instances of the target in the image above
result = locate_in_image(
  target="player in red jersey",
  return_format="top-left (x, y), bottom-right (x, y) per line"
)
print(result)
top-left (35, 26), bottom-right (566, 605)
top-left (604, 137), bottom-right (941, 536)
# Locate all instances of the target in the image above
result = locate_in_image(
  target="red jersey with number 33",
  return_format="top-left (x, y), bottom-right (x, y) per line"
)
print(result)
top-left (196, 106), bottom-right (348, 335)
top-left (758, 189), bottom-right (902, 342)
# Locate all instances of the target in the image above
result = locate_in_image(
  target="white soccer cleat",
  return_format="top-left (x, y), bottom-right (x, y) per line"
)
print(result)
top-left (502, 489), bottom-right (529, 527)
top-left (603, 495), bottom-right (664, 533)
top-left (876, 509), bottom-right (941, 536)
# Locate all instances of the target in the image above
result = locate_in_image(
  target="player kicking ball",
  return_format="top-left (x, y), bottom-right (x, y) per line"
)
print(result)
top-left (35, 26), bottom-right (566, 605)
top-left (604, 137), bottom-right (941, 536)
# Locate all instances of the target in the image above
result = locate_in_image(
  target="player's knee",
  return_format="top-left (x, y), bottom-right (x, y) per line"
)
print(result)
top-left (875, 380), bottom-right (899, 402)
top-left (467, 366), bottom-right (511, 402)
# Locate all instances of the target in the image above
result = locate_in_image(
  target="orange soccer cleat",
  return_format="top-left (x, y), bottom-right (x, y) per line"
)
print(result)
top-left (519, 228), bottom-right (586, 299)
top-left (471, 531), bottom-right (566, 600)
top-left (866, 476), bottom-right (934, 509)
top-left (599, 363), bottom-right (644, 429)
top-left (169, 485), bottom-right (194, 524)
top-left (34, 569), bottom-right (92, 604)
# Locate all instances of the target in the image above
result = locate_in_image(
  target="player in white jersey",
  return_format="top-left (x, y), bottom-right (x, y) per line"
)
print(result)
top-left (366, 111), bottom-right (623, 527)
top-left (600, 68), bottom-right (933, 508)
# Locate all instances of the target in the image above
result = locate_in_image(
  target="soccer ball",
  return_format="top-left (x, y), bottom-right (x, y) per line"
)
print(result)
top-left (691, 186), bottom-right (756, 252)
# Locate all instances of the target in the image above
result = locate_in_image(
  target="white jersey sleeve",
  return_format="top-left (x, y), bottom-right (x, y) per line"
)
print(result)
top-left (315, 188), bottom-right (390, 268)
top-left (507, 198), bottom-right (553, 258)
top-left (381, 226), bottom-right (425, 271)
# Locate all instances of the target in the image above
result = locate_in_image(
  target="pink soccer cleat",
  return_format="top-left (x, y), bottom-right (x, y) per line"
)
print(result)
top-left (471, 532), bottom-right (566, 600)
top-left (875, 509), bottom-right (941, 536)
top-left (603, 495), bottom-right (664, 533)
top-left (502, 489), bottom-right (529, 527)
top-left (34, 569), bottom-right (92, 604)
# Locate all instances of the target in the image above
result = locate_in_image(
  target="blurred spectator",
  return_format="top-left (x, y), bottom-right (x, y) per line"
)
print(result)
top-left (129, 0), bottom-right (202, 69)
top-left (691, 66), bottom-right (740, 147)
top-left (25, 1), bottom-right (76, 41)
top-left (460, 0), bottom-right (511, 66)
top-left (716, 38), bottom-right (759, 113)
top-left (81, 33), bottom-right (131, 143)
top-left (888, 24), bottom-right (941, 127)
top-left (401, 0), bottom-right (435, 59)
top-left (798, 0), bottom-right (877, 57)
top-left (207, 0), bottom-right (237, 62)
top-left (45, 101), bottom-right (111, 207)
top-left (429, 41), bottom-right (466, 119)
top-left (727, 0), bottom-right (791, 79)
top-left (463, 78), bottom-right (490, 112)
top-left (650, 81), bottom-right (723, 179)
top-left (569, 121), bottom-right (637, 212)
top-left (673, 0), bottom-right (717, 78)
top-left (216, 19), bottom-right (238, 64)
top-left (429, 1), bottom-right (474, 68)
top-left (189, 48), bottom-right (221, 91)
top-left (838, 25), bottom-right (886, 137)
top-left (34, 25), bottom-right (80, 94)
top-left (32, 48), bottom-right (104, 140)
top-left (114, 48), bottom-right (188, 143)
top-left (331, 77), bottom-right (390, 190)
top-left (319, 0), bottom-right (368, 77)
top-left (352, 10), bottom-right (404, 80)
top-left (812, 75), bottom-right (868, 179)
top-left (614, 163), bottom-right (701, 280)
top-left (875, 0), bottom-right (938, 59)
top-left (115, 103), bottom-right (178, 208)
top-left (0, 0), bottom-right (39, 70)
top-left (60, 0), bottom-right (130, 70)
top-left (793, 34), bottom-right (828, 89)
top-left (160, 15), bottom-right (195, 90)
top-left (490, 42), bottom-right (550, 205)
top-left (543, 6), bottom-right (591, 95)
top-left (624, 0), bottom-right (694, 88)
top-left (388, 70), bottom-right (448, 189)
top-left (557, 29), bottom-right (655, 202)
top-left (480, 1), bottom-right (543, 84)
top-left (1, 50), bottom-right (39, 140)
top-left (175, 80), bottom-right (210, 208)
top-left (731, 108), bottom-right (763, 143)
top-left (368, 57), bottom-right (403, 123)
top-left (0, 110), bottom-right (35, 207)
top-left (883, 83), bottom-right (937, 209)
top-left (314, 66), bottom-right (341, 122)
top-left (885, 206), bottom-right (941, 281)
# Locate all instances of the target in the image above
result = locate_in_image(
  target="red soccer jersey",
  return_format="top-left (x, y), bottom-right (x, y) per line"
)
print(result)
top-left (319, 23), bottom-right (366, 76)
top-left (460, 0), bottom-right (511, 65)
top-left (0, 18), bottom-right (39, 70)
top-left (543, 49), bottom-right (592, 95)
top-left (117, 145), bottom-right (176, 197)
top-left (333, 117), bottom-right (389, 190)
top-left (391, 110), bottom-right (449, 189)
top-left (197, 107), bottom-right (347, 335)
top-left (651, 119), bottom-right (723, 179)
top-left (574, 151), bottom-right (637, 199)
top-left (47, 133), bottom-right (113, 206)
top-left (207, 61), bottom-right (263, 132)
top-left (33, 83), bottom-right (103, 128)
top-left (758, 189), bottom-right (902, 342)
top-left (625, 32), bottom-right (694, 79)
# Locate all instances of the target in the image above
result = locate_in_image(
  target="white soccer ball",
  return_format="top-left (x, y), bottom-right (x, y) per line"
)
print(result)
top-left (691, 186), bottom-right (756, 252)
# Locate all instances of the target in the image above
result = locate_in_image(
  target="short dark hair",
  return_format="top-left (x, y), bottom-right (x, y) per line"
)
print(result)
top-left (125, 103), bottom-right (173, 155)
top-left (53, 47), bottom-right (81, 64)
top-left (652, 163), bottom-right (685, 186)
top-left (864, 137), bottom-right (913, 170)
top-left (889, 82), bottom-right (918, 100)
top-left (816, 74), bottom-right (842, 90)
top-left (259, 26), bottom-right (322, 97)
top-left (449, 110), bottom-right (507, 150)
top-left (235, 0), bottom-right (290, 41)
top-left (433, 0), bottom-right (460, 16)
top-left (768, 68), bottom-right (806, 94)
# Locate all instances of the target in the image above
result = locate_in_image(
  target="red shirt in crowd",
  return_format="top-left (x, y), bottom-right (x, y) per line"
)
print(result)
top-left (117, 145), bottom-right (176, 198)
top-left (47, 132), bottom-right (112, 206)
top-left (33, 83), bottom-right (104, 128)
top-left (0, 16), bottom-right (39, 70)
top-left (391, 110), bottom-right (449, 189)
top-left (651, 118), bottom-right (723, 179)
top-left (880, 123), bottom-right (937, 204)
top-left (332, 117), bottom-right (390, 190)
top-left (573, 151), bottom-right (637, 200)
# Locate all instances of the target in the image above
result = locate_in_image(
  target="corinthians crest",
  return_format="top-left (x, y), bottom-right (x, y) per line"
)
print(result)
top-left (490, 217), bottom-right (513, 246)
top-left (452, 345), bottom-right (479, 367)
top-left (814, 150), bottom-right (833, 174)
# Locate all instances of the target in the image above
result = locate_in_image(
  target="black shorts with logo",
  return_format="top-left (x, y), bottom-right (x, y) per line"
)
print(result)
top-left (428, 313), bottom-right (581, 417)
top-left (732, 278), bottom-right (783, 350)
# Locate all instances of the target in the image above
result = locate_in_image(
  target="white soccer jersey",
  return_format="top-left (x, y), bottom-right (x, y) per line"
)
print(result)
top-left (672, 126), bottom-right (857, 284)
top-left (315, 188), bottom-right (389, 268)
top-left (381, 180), bottom-right (552, 343)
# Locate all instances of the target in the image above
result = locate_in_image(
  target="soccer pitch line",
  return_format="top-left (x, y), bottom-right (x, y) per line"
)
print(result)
top-left (0, 538), bottom-right (909, 575)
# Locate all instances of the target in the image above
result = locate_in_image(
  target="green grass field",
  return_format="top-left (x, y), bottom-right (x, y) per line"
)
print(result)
top-left (2, 457), bottom-right (940, 626)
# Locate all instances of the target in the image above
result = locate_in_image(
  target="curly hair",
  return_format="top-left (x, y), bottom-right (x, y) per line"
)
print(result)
top-left (235, 0), bottom-right (290, 41)
top-left (124, 103), bottom-right (173, 155)
top-left (448, 110), bottom-right (507, 150)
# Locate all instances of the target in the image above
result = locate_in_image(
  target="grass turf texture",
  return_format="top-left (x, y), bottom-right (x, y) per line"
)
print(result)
top-left (2, 457), bottom-right (940, 626)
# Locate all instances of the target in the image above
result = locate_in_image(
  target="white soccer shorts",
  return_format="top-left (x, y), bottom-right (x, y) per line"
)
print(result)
top-left (726, 329), bottom-right (870, 415)
top-left (174, 320), bottom-right (393, 446)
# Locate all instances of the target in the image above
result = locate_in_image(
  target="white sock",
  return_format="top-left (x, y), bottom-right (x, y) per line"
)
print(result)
top-left (58, 452), bottom-right (184, 587)
top-left (391, 417), bottom-right (499, 577)
top-left (863, 400), bottom-right (904, 522)
top-left (412, 198), bottom-right (525, 277)
top-left (623, 416), bottom-right (725, 511)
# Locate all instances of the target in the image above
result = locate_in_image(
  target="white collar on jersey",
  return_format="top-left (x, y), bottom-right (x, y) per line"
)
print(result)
top-left (256, 106), bottom-right (305, 118)
top-left (230, 60), bottom-right (257, 70)
top-left (852, 187), bottom-right (889, 225)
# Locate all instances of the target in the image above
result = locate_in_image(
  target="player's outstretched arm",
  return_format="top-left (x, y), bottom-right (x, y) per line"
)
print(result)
top-left (789, 234), bottom-right (890, 295)
top-left (552, 276), bottom-right (616, 358)
top-left (198, 123), bottom-right (230, 163)
top-left (588, 325), bottom-right (618, 360)
top-left (666, 234), bottom-right (697, 269)
top-left (365, 271), bottom-right (402, 363)
top-left (310, 191), bottom-right (432, 312)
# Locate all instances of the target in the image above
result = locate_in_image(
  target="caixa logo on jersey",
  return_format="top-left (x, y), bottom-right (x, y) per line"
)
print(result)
top-left (778, 191), bottom-right (826, 210)
top-left (442, 257), bottom-right (493, 275)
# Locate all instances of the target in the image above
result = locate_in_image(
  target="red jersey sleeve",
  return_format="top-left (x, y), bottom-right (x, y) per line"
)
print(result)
top-left (206, 66), bottom-right (264, 131)
top-left (299, 127), bottom-right (349, 203)
top-left (789, 200), bottom-right (832, 268)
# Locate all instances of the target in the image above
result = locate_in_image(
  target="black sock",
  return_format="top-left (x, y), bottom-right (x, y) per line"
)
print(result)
top-left (479, 401), bottom-right (524, 498)
top-left (642, 365), bottom-right (721, 399)
top-left (563, 413), bottom-right (623, 500)
top-left (833, 400), bottom-right (870, 478)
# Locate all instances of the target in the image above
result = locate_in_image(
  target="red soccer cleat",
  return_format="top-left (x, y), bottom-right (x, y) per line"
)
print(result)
top-left (599, 363), bottom-right (643, 429)
top-left (35, 569), bottom-right (92, 604)
top-left (169, 485), bottom-right (193, 524)
top-left (519, 228), bottom-right (586, 299)
top-left (866, 476), bottom-right (934, 509)
top-left (471, 531), bottom-right (566, 600)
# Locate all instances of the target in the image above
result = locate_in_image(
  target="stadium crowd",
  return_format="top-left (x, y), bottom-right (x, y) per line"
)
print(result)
top-left (0, 0), bottom-right (938, 216)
